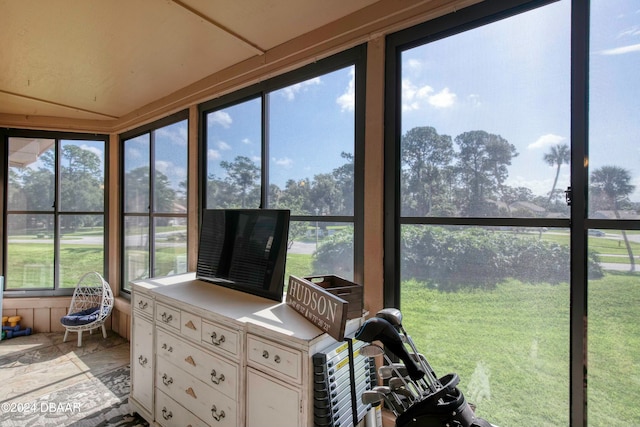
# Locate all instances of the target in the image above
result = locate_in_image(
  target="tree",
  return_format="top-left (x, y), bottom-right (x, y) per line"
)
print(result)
top-left (455, 130), bottom-right (517, 216)
top-left (219, 156), bottom-right (260, 208)
top-left (591, 165), bottom-right (636, 272)
top-left (332, 152), bottom-right (354, 215)
top-left (401, 126), bottom-right (454, 216)
top-left (543, 143), bottom-right (570, 206)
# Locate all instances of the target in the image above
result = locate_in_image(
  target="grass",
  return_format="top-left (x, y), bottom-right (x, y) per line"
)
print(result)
top-left (400, 274), bottom-right (640, 427)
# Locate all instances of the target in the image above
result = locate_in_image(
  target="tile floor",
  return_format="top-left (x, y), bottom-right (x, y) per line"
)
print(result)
top-left (0, 330), bottom-right (146, 426)
top-left (1, 331), bottom-right (130, 403)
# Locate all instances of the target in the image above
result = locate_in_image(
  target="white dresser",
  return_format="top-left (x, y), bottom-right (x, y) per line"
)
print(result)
top-left (129, 273), bottom-right (362, 427)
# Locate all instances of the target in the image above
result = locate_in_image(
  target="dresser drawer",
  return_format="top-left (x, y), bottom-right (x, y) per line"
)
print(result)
top-left (247, 335), bottom-right (302, 384)
top-left (180, 310), bottom-right (202, 343)
top-left (156, 358), bottom-right (237, 427)
top-left (156, 303), bottom-right (181, 331)
top-left (133, 292), bottom-right (153, 317)
top-left (201, 319), bottom-right (239, 358)
top-left (155, 389), bottom-right (209, 427)
top-left (157, 328), bottom-right (238, 399)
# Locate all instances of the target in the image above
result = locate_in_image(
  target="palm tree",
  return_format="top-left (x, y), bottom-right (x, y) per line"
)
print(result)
top-left (590, 165), bottom-right (636, 272)
top-left (543, 143), bottom-right (570, 206)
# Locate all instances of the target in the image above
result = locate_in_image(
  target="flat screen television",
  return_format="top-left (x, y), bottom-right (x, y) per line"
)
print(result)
top-left (196, 209), bottom-right (291, 302)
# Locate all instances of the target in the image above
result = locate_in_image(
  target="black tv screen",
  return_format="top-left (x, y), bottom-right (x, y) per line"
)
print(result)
top-left (196, 209), bottom-right (290, 302)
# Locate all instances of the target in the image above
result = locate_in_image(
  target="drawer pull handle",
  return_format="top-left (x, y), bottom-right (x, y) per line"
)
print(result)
top-left (210, 369), bottom-right (225, 385)
top-left (185, 320), bottom-right (197, 330)
top-left (137, 355), bottom-right (148, 366)
top-left (262, 350), bottom-right (269, 359)
top-left (210, 332), bottom-right (226, 346)
top-left (185, 355), bottom-right (196, 366)
top-left (138, 300), bottom-right (148, 309)
top-left (162, 373), bottom-right (173, 386)
top-left (161, 407), bottom-right (173, 420)
top-left (211, 405), bottom-right (226, 422)
top-left (161, 312), bottom-right (173, 323)
top-left (274, 355), bottom-right (281, 364)
top-left (186, 387), bottom-right (197, 399)
top-left (161, 343), bottom-right (173, 352)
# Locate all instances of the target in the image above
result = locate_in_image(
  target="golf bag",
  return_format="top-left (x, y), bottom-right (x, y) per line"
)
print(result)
top-left (355, 311), bottom-right (494, 427)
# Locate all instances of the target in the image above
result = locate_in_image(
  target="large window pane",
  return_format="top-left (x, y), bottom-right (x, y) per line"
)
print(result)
top-left (60, 140), bottom-right (105, 212)
top-left (6, 214), bottom-right (55, 290)
top-left (205, 99), bottom-right (261, 209)
top-left (268, 67), bottom-right (355, 216)
top-left (8, 138), bottom-right (55, 212)
top-left (124, 134), bottom-right (150, 213)
top-left (4, 133), bottom-right (105, 292)
top-left (395, 3), bottom-right (571, 426)
top-left (121, 117), bottom-right (188, 291)
top-left (400, 3), bottom-right (570, 218)
top-left (124, 216), bottom-right (149, 286)
top-left (400, 225), bottom-right (570, 426)
top-left (588, 0), bottom-right (640, 217)
top-left (154, 121), bottom-right (188, 213)
top-left (153, 216), bottom-right (187, 277)
top-left (588, 228), bottom-right (640, 426)
top-left (59, 214), bottom-right (105, 287)
top-left (588, 4), bottom-right (640, 424)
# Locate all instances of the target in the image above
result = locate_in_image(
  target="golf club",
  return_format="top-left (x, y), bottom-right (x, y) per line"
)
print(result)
top-left (355, 317), bottom-right (425, 381)
top-left (376, 308), bottom-right (441, 392)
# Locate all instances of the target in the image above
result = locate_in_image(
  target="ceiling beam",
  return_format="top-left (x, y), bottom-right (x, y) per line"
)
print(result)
top-left (170, 0), bottom-right (267, 56)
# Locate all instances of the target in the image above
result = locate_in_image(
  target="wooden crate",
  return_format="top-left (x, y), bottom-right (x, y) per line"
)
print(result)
top-left (304, 275), bottom-right (363, 319)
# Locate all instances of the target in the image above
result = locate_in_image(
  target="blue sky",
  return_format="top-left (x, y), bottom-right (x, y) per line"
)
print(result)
top-left (136, 0), bottom-right (639, 203)
top-left (400, 0), bottom-right (639, 201)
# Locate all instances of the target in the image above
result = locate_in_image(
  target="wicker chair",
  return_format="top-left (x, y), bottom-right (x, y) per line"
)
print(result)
top-left (60, 272), bottom-right (114, 347)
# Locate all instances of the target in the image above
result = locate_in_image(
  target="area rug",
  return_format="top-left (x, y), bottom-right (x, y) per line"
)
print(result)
top-left (0, 365), bottom-right (148, 427)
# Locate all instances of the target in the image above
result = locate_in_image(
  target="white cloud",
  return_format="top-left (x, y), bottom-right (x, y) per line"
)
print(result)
top-left (217, 141), bottom-right (231, 151)
top-left (336, 68), bottom-right (355, 112)
top-left (209, 111), bottom-right (232, 128)
top-left (280, 77), bottom-right (321, 101)
top-left (527, 134), bottom-right (566, 150)
top-left (428, 87), bottom-right (456, 108)
top-left (402, 79), bottom-right (457, 111)
top-left (401, 79), bottom-right (433, 112)
top-left (207, 149), bottom-right (221, 160)
top-left (617, 25), bottom-right (640, 38)
top-left (272, 156), bottom-right (293, 168)
top-left (599, 43), bottom-right (640, 55)
top-left (241, 138), bottom-right (251, 145)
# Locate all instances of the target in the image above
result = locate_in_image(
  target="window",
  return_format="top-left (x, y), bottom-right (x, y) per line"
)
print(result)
top-left (121, 113), bottom-right (188, 291)
top-left (3, 131), bottom-right (107, 294)
top-left (587, 1), bottom-right (640, 425)
top-left (201, 46), bottom-right (365, 284)
top-left (386, 1), bottom-right (640, 426)
top-left (386, 1), bottom-right (572, 426)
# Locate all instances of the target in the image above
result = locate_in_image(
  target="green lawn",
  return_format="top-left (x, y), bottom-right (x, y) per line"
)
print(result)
top-left (399, 274), bottom-right (639, 427)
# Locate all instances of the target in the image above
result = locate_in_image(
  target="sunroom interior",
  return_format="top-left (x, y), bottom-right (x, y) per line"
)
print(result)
top-left (1, 0), bottom-right (639, 426)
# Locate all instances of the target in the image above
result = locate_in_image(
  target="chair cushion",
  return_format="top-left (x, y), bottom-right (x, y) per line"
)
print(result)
top-left (60, 306), bottom-right (101, 326)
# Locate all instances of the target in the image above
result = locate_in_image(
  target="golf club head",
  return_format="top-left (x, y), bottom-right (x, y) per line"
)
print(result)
top-left (355, 317), bottom-right (425, 381)
top-left (361, 390), bottom-right (383, 406)
top-left (376, 307), bottom-right (403, 327)
top-left (360, 343), bottom-right (385, 358)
